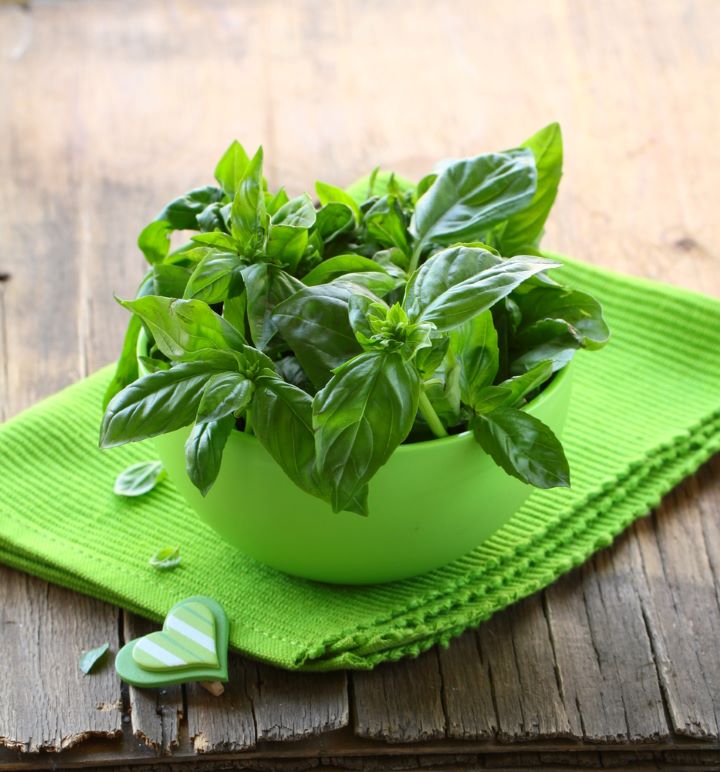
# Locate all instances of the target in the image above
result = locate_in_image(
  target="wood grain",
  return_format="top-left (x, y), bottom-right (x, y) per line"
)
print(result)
top-left (0, 0), bottom-right (719, 765)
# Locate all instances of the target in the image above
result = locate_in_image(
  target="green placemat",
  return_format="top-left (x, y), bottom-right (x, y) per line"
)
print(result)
top-left (1, 254), bottom-right (719, 671)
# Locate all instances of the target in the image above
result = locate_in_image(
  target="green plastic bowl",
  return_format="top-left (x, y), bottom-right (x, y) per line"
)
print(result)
top-left (139, 336), bottom-right (573, 584)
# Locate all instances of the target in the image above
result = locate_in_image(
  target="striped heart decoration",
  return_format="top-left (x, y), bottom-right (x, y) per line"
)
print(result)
top-left (114, 596), bottom-right (229, 688)
top-left (132, 600), bottom-right (218, 671)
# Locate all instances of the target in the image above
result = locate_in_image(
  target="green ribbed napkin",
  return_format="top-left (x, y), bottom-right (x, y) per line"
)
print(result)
top-left (1, 255), bottom-right (719, 670)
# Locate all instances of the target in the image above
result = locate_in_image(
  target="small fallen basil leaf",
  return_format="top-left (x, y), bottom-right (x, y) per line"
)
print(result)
top-left (113, 461), bottom-right (166, 497)
top-left (79, 642), bottom-right (109, 675)
top-left (149, 546), bottom-right (181, 569)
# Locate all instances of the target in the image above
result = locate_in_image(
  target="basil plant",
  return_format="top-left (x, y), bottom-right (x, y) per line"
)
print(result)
top-left (100, 124), bottom-right (609, 515)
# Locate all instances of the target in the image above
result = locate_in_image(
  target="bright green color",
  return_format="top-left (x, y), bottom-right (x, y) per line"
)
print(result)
top-left (79, 642), bottom-right (109, 675)
top-left (147, 356), bottom-right (571, 584)
top-left (1, 255), bottom-right (720, 669)
top-left (115, 596), bottom-right (229, 687)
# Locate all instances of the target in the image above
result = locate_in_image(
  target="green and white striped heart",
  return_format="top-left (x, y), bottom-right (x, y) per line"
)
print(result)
top-left (115, 596), bottom-right (229, 688)
top-left (132, 600), bottom-right (218, 671)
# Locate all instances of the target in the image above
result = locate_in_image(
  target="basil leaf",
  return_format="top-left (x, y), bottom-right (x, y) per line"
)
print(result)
top-left (223, 293), bottom-right (247, 333)
top-left (100, 362), bottom-right (225, 448)
top-left (498, 123), bottom-right (563, 254)
top-left (274, 355), bottom-right (314, 393)
top-left (153, 263), bottom-right (193, 298)
top-left (184, 250), bottom-right (245, 304)
top-left (119, 296), bottom-right (245, 360)
top-left (471, 407), bottom-right (569, 488)
top-left (231, 147), bottom-right (267, 252)
top-left (214, 139), bottom-right (250, 197)
top-left (364, 195), bottom-right (409, 252)
top-left (345, 170), bottom-right (414, 204)
top-left (102, 314), bottom-right (142, 410)
top-left (242, 264), bottom-right (304, 349)
top-left (333, 271), bottom-right (399, 296)
top-left (191, 231), bottom-right (238, 250)
top-left (159, 186), bottom-right (225, 231)
top-left (185, 415), bottom-right (235, 496)
top-left (272, 193), bottom-right (316, 229)
top-left (138, 355), bottom-right (170, 373)
top-left (409, 149), bottom-right (537, 249)
top-left (79, 643), bottom-right (109, 675)
top-left (415, 173), bottom-right (437, 199)
top-left (514, 285), bottom-right (610, 349)
top-left (470, 385), bottom-right (513, 415)
top-left (424, 363), bottom-right (461, 428)
top-left (406, 248), bottom-right (559, 331)
top-left (302, 254), bottom-right (387, 286)
top-left (316, 180), bottom-right (361, 222)
top-left (273, 284), bottom-right (363, 388)
top-left (149, 546), bottom-right (181, 569)
top-left (113, 460), bottom-right (166, 497)
top-left (266, 187), bottom-right (290, 215)
top-left (196, 372), bottom-right (254, 423)
top-left (313, 351), bottom-right (420, 513)
top-left (138, 221), bottom-right (171, 265)
top-left (253, 376), bottom-right (325, 499)
top-left (451, 310), bottom-right (499, 407)
top-left (314, 202), bottom-right (355, 242)
top-left (496, 360), bottom-right (554, 407)
top-left (511, 320), bottom-right (581, 375)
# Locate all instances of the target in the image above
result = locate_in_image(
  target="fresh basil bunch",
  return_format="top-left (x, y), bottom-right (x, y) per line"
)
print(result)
top-left (100, 124), bottom-right (609, 515)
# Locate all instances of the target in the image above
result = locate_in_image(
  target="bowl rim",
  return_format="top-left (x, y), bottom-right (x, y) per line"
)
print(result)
top-left (136, 327), bottom-right (572, 453)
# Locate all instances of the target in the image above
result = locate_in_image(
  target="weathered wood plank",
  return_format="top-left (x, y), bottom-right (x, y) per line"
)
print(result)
top-left (352, 653), bottom-right (446, 743)
top-left (250, 664), bottom-right (349, 743)
top-left (632, 479), bottom-right (720, 739)
top-left (582, 542), bottom-right (670, 742)
top-left (544, 567), bottom-right (630, 742)
top-left (0, 568), bottom-right (123, 752)
top-left (185, 655), bottom-right (257, 753)
top-left (436, 629), bottom-right (497, 740)
top-left (476, 596), bottom-right (576, 741)
top-left (122, 614), bottom-right (182, 753)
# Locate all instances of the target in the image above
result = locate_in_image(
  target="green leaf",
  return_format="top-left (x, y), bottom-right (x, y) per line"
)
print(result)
top-left (333, 271), bottom-right (399, 296)
top-left (159, 186), bottom-right (225, 230)
top-left (119, 296), bottom-right (245, 361)
top-left (273, 284), bottom-right (363, 388)
top-left (214, 140), bottom-right (250, 197)
top-left (405, 247), bottom-right (558, 330)
top-left (498, 123), bottom-right (563, 254)
top-left (184, 250), bottom-right (245, 304)
top-left (231, 147), bottom-right (267, 252)
top-left (185, 415), bottom-right (235, 496)
top-left (316, 180), bottom-right (361, 222)
top-left (196, 371), bottom-right (254, 423)
top-left (242, 264), bottom-right (304, 349)
top-left (191, 232), bottom-right (238, 250)
top-left (113, 460), bottom-right (166, 497)
top-left (100, 361), bottom-right (227, 448)
top-left (496, 360), bottom-right (554, 407)
top-left (451, 310), bottom-right (499, 407)
top-left (415, 173), bottom-right (437, 199)
top-left (313, 351), bottom-right (420, 513)
top-left (511, 320), bottom-right (581, 375)
top-left (272, 193), bottom-right (316, 229)
top-left (470, 385), bottom-right (513, 414)
top-left (514, 285), bottom-right (610, 349)
top-left (79, 643), bottom-right (109, 675)
top-left (253, 376), bottom-right (325, 499)
top-left (409, 149), bottom-right (537, 250)
top-left (423, 362), bottom-right (461, 427)
top-left (314, 202), bottom-right (355, 242)
top-left (223, 293), bottom-right (247, 332)
top-left (363, 195), bottom-right (409, 252)
top-left (102, 314), bottom-right (142, 411)
top-left (138, 220), bottom-right (171, 265)
top-left (153, 263), bottom-right (193, 298)
top-left (302, 254), bottom-right (389, 286)
top-left (138, 355), bottom-right (170, 374)
top-left (471, 407), bottom-right (570, 488)
top-left (345, 170), bottom-right (414, 204)
top-left (149, 546), bottom-right (181, 570)
top-left (266, 187), bottom-right (290, 215)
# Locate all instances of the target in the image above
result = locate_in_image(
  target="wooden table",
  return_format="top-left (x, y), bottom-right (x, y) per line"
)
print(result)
top-left (1, 1), bottom-right (719, 768)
